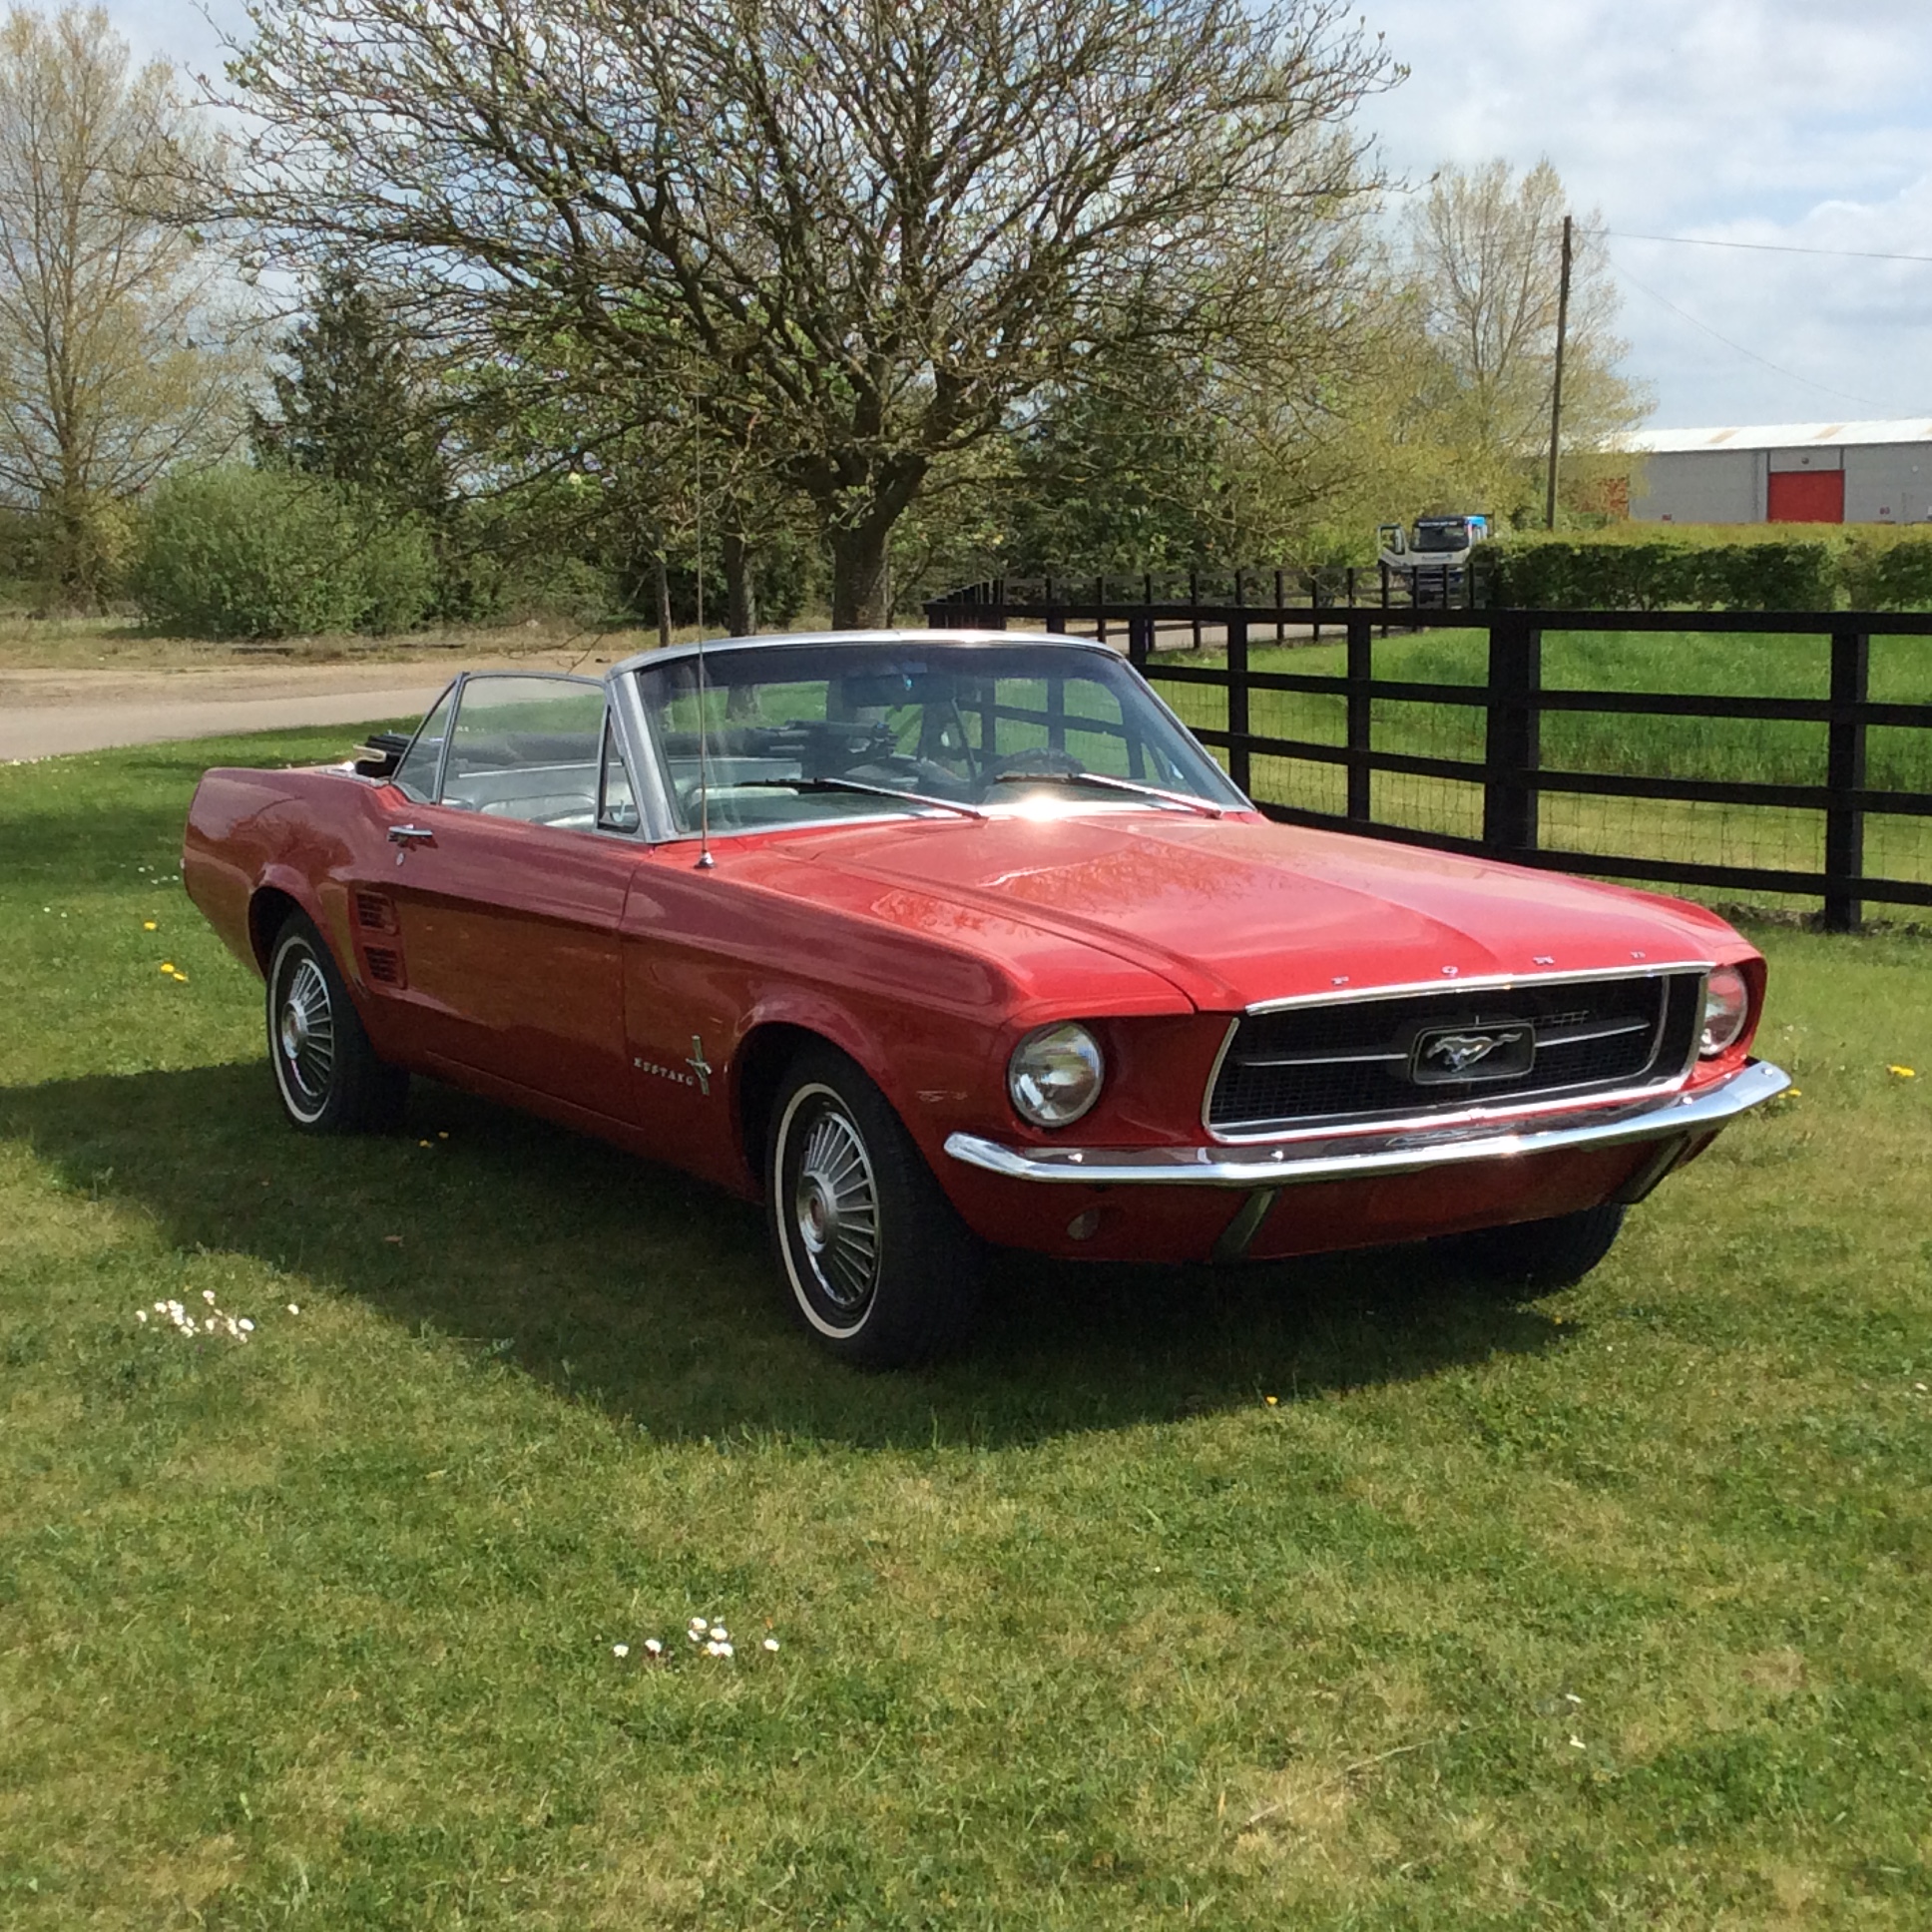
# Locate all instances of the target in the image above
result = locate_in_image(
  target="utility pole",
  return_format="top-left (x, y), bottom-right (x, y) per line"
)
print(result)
top-left (1544, 213), bottom-right (1573, 532)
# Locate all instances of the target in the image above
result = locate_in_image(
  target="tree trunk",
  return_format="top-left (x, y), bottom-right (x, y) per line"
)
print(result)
top-left (653, 553), bottom-right (673, 648)
top-left (723, 529), bottom-right (757, 637)
top-left (821, 457), bottom-right (926, 628)
top-left (827, 521), bottom-right (894, 629)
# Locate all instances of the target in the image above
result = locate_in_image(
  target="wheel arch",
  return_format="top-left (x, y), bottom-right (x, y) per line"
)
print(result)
top-left (247, 882), bottom-right (307, 974)
top-left (732, 1021), bottom-right (839, 1192)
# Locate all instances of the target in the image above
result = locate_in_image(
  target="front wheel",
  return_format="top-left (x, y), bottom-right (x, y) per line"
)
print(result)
top-left (1432, 1204), bottom-right (1626, 1293)
top-left (766, 1047), bottom-right (983, 1368)
top-left (266, 912), bottom-right (408, 1134)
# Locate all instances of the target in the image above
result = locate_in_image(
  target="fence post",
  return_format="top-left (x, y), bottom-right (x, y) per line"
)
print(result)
top-left (1824, 629), bottom-right (1870, 933)
top-left (1274, 568), bottom-right (1285, 643)
top-left (1189, 570), bottom-right (1202, 652)
top-left (1345, 613), bottom-right (1373, 824)
top-left (1127, 612), bottom-right (1152, 672)
top-left (1094, 576), bottom-right (1107, 647)
top-left (1307, 569), bottom-right (1321, 644)
top-left (1483, 613), bottom-right (1542, 856)
top-left (1225, 613), bottom-right (1250, 798)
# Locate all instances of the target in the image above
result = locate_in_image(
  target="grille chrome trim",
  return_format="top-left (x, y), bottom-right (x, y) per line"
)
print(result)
top-left (1237, 961), bottom-right (1715, 1014)
top-left (1201, 965), bottom-right (1710, 1144)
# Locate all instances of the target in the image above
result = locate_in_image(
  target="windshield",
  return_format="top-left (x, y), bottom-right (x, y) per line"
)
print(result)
top-left (1411, 520), bottom-right (1471, 552)
top-left (633, 640), bottom-right (1246, 834)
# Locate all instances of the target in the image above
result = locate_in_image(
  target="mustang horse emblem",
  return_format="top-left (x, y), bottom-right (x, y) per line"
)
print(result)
top-left (1423, 1028), bottom-right (1527, 1074)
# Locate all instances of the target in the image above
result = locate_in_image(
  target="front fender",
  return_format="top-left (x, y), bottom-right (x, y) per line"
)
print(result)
top-left (726, 982), bottom-right (1005, 1186)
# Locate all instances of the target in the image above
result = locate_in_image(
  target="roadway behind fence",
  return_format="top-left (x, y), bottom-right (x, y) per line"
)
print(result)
top-left (924, 585), bottom-right (1932, 932)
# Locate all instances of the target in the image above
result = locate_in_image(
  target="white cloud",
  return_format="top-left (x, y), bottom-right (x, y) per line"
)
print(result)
top-left (113, 0), bottom-right (238, 80)
top-left (1360, 0), bottom-right (1932, 424)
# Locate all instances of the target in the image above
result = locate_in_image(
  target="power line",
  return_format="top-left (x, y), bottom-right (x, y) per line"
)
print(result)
top-left (1603, 228), bottom-right (1932, 266)
top-left (1607, 251), bottom-right (1907, 413)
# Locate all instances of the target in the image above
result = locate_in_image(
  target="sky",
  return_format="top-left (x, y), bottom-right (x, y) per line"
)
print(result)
top-left (113, 0), bottom-right (1932, 432)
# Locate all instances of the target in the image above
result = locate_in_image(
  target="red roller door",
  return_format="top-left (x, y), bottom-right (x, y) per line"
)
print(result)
top-left (1767, 469), bottom-right (1843, 522)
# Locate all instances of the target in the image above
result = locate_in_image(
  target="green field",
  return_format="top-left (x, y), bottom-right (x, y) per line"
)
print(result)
top-left (3, 730), bottom-right (1930, 1927)
top-left (1157, 629), bottom-right (1932, 905)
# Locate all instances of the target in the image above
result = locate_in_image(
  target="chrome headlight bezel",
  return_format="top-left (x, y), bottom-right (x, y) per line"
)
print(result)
top-left (1700, 964), bottom-right (1751, 1056)
top-left (1007, 1022), bottom-right (1106, 1128)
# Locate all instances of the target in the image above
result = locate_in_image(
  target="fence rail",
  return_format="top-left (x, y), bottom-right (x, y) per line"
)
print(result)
top-left (924, 588), bottom-right (1932, 931)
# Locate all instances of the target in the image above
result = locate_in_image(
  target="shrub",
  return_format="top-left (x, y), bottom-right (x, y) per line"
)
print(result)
top-left (132, 466), bottom-right (438, 638)
top-left (1475, 526), bottom-right (1921, 612)
top-left (1841, 530), bottom-right (1932, 610)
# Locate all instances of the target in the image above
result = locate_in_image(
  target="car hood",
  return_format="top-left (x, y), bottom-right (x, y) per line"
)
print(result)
top-left (782, 810), bottom-right (1740, 1012)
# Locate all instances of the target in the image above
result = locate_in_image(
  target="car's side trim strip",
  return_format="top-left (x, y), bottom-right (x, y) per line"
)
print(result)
top-left (944, 1059), bottom-right (1789, 1190)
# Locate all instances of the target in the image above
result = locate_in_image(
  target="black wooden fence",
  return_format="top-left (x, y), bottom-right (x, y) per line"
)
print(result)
top-left (924, 585), bottom-right (1932, 932)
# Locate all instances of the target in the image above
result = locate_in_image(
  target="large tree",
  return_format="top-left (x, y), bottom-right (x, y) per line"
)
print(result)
top-left (1402, 159), bottom-right (1648, 518)
top-left (218, 0), bottom-right (1395, 624)
top-left (0, 5), bottom-right (247, 597)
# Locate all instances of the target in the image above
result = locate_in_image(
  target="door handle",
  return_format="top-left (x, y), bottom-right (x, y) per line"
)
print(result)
top-left (388, 824), bottom-right (435, 847)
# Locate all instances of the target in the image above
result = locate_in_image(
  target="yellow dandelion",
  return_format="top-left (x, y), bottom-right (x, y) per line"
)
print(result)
top-left (143, 920), bottom-right (157, 931)
top-left (1264, 1395), bottom-right (1278, 1406)
top-left (419, 1139), bottom-right (432, 1148)
top-left (159, 961), bottom-right (175, 974)
top-left (1887, 1065), bottom-right (1916, 1079)
top-left (172, 972), bottom-right (188, 983)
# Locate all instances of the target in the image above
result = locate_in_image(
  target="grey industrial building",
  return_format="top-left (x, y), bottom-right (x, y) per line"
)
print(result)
top-left (1624, 418), bottom-right (1932, 526)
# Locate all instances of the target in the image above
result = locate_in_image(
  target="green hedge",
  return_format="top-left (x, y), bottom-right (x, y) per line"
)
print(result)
top-left (1477, 525), bottom-right (1932, 611)
top-left (132, 466), bottom-right (439, 639)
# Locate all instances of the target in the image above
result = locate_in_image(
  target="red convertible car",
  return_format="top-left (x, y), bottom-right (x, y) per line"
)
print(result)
top-left (183, 630), bottom-right (1787, 1365)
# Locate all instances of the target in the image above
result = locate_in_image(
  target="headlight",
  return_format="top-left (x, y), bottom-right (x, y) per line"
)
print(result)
top-left (1700, 965), bottom-right (1750, 1056)
top-left (1008, 1022), bottom-right (1105, 1127)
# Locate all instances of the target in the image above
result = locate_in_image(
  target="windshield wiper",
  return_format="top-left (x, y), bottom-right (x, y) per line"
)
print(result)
top-left (729, 776), bottom-right (986, 820)
top-left (983, 769), bottom-right (1228, 817)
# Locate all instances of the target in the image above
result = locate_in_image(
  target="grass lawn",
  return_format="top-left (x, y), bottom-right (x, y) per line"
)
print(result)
top-left (2, 729), bottom-right (1930, 1928)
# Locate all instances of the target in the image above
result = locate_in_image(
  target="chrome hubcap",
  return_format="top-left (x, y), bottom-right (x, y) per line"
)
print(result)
top-left (277, 955), bottom-right (335, 1107)
top-left (791, 1106), bottom-right (879, 1312)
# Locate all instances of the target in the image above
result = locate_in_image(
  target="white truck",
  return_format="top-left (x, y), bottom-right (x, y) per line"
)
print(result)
top-left (1375, 513), bottom-right (1491, 603)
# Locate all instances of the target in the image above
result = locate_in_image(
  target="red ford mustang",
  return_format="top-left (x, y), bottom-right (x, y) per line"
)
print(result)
top-left (183, 630), bottom-right (1787, 1365)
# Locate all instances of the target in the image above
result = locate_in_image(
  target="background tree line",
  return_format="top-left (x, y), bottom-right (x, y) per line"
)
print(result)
top-left (0, 1), bottom-right (1648, 636)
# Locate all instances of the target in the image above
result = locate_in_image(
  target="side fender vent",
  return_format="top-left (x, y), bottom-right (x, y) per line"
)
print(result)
top-left (363, 946), bottom-right (405, 988)
top-left (354, 892), bottom-right (397, 933)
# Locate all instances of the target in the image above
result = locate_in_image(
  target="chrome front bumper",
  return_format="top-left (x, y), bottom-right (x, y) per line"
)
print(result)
top-left (944, 1059), bottom-right (1790, 1190)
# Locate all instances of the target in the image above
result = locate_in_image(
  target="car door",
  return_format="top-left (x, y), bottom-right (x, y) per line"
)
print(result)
top-left (363, 673), bottom-right (640, 1122)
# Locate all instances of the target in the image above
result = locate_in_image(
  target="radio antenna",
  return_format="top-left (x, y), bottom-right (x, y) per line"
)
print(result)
top-left (693, 384), bottom-right (714, 870)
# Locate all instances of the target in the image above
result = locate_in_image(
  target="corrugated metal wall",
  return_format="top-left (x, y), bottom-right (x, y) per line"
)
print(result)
top-left (1633, 442), bottom-right (1932, 525)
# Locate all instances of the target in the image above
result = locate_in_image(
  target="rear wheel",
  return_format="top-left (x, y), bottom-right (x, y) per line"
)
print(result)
top-left (1433, 1204), bottom-right (1626, 1293)
top-left (266, 912), bottom-right (408, 1133)
top-left (766, 1046), bottom-right (983, 1368)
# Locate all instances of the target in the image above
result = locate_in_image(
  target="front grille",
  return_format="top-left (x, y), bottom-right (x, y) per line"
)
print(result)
top-left (1208, 971), bottom-right (1703, 1136)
